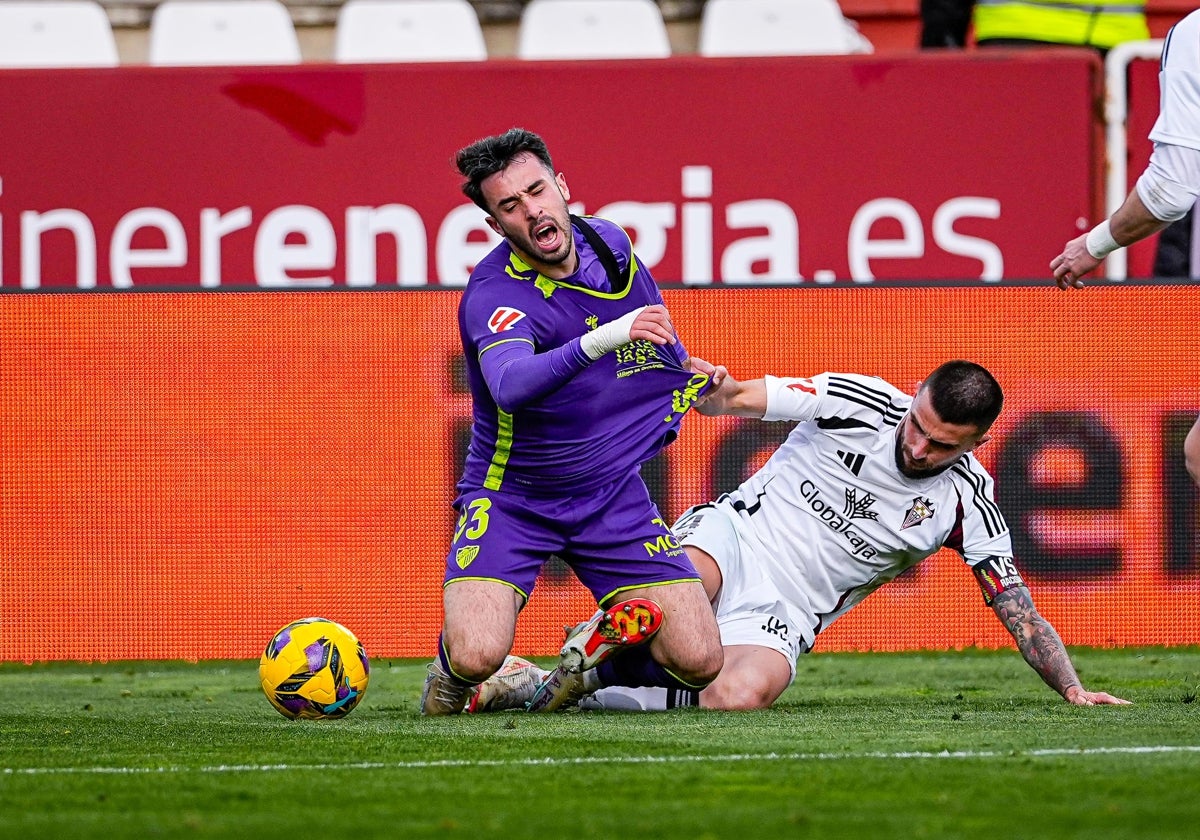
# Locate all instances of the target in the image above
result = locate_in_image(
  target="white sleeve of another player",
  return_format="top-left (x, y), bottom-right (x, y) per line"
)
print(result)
top-left (1135, 142), bottom-right (1200, 223)
top-left (762, 374), bottom-right (825, 422)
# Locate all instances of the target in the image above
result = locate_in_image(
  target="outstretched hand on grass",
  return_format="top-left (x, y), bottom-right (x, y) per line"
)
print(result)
top-left (1065, 685), bottom-right (1131, 706)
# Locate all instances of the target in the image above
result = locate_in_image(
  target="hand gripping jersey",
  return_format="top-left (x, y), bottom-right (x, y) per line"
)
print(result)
top-left (457, 215), bottom-right (707, 497)
top-left (716, 373), bottom-right (1017, 649)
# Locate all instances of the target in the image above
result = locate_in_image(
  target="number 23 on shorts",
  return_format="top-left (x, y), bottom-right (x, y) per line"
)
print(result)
top-left (454, 497), bottom-right (492, 543)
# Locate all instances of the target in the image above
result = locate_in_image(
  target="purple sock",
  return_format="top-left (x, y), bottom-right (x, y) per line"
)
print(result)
top-left (596, 646), bottom-right (706, 691)
top-left (437, 634), bottom-right (478, 686)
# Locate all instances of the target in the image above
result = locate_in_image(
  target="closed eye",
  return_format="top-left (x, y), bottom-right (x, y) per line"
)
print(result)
top-left (910, 415), bottom-right (956, 450)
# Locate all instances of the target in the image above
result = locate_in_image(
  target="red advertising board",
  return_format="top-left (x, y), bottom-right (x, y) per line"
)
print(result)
top-left (0, 51), bottom-right (1101, 288)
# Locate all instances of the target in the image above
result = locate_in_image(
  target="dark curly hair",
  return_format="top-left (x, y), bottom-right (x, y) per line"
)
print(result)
top-left (456, 128), bottom-right (555, 212)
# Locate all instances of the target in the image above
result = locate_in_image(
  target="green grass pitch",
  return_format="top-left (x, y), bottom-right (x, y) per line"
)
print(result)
top-left (2, 647), bottom-right (1198, 839)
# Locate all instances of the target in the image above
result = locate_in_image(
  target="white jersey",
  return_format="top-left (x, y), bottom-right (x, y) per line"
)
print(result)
top-left (695, 373), bottom-right (1013, 651)
top-left (1150, 10), bottom-right (1200, 151)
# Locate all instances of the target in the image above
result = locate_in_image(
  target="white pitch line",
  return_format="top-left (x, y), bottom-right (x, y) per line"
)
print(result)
top-left (4, 745), bottom-right (1199, 776)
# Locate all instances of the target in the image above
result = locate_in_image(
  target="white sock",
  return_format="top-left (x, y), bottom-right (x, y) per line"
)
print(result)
top-left (579, 686), bottom-right (700, 711)
top-left (580, 686), bottom-right (668, 711)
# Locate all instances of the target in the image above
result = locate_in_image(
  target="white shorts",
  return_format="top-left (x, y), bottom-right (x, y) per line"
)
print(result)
top-left (673, 502), bottom-right (809, 684)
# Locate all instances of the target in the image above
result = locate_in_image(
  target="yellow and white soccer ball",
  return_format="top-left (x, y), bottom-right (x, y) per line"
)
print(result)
top-left (259, 617), bottom-right (370, 720)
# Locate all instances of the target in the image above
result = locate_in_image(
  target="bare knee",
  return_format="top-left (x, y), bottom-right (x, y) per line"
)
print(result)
top-left (700, 677), bottom-right (776, 711)
top-left (440, 616), bottom-right (514, 682)
top-left (653, 626), bottom-right (723, 687)
top-left (698, 647), bottom-right (792, 710)
top-left (441, 641), bottom-right (508, 684)
top-left (687, 643), bottom-right (724, 687)
top-left (639, 582), bottom-right (723, 686)
top-left (441, 580), bottom-right (521, 682)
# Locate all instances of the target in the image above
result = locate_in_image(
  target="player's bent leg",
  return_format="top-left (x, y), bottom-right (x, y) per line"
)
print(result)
top-left (623, 580), bottom-right (723, 688)
top-left (422, 579), bottom-right (522, 716)
top-left (698, 644), bottom-right (793, 711)
top-left (441, 579), bottom-right (523, 680)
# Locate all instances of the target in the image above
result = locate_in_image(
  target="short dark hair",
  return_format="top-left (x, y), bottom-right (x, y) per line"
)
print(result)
top-left (920, 360), bottom-right (1003, 430)
top-left (455, 128), bottom-right (555, 211)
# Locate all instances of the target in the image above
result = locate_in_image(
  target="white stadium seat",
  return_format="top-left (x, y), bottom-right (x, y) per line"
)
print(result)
top-left (0, 0), bottom-right (118, 67)
top-left (148, 0), bottom-right (302, 66)
top-left (699, 0), bottom-right (874, 57)
top-left (518, 0), bottom-right (671, 60)
top-left (335, 0), bottom-right (487, 63)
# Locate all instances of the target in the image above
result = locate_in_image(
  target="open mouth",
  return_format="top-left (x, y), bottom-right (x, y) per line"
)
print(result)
top-left (533, 220), bottom-right (560, 250)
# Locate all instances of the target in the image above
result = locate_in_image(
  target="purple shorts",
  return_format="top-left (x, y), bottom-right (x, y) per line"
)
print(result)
top-left (444, 470), bottom-right (699, 606)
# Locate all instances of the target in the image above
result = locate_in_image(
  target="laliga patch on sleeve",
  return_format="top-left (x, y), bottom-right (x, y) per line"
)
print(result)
top-left (973, 555), bottom-right (1027, 605)
top-left (488, 307), bottom-right (527, 333)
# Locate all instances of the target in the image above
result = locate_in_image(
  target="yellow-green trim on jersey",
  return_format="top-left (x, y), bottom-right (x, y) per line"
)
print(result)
top-left (504, 235), bottom-right (640, 301)
top-left (599, 577), bottom-right (701, 609)
top-left (442, 576), bottom-right (529, 604)
top-left (479, 335), bottom-right (534, 356)
top-left (483, 409), bottom-right (514, 490)
top-left (474, 337), bottom-right (529, 491)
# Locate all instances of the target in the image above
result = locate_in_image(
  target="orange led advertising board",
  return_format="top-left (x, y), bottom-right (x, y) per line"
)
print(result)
top-left (1, 285), bottom-right (1197, 661)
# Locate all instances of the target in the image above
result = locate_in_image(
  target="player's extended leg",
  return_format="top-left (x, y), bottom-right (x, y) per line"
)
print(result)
top-left (421, 579), bottom-right (522, 716)
top-left (582, 644), bottom-right (792, 711)
top-left (695, 644), bottom-right (792, 709)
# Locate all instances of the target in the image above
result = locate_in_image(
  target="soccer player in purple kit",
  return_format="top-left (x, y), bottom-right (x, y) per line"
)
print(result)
top-left (419, 128), bottom-right (724, 715)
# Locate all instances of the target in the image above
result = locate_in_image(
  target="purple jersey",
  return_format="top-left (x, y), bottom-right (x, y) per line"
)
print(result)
top-left (457, 216), bottom-right (708, 497)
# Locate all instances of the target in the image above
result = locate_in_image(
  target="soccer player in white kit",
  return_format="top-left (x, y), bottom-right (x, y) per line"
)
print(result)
top-left (472, 361), bottom-right (1130, 712)
top-left (571, 361), bottom-right (1129, 711)
top-left (1049, 11), bottom-right (1200, 488)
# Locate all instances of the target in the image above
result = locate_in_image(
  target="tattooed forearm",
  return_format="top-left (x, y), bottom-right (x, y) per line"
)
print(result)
top-left (990, 586), bottom-right (1082, 698)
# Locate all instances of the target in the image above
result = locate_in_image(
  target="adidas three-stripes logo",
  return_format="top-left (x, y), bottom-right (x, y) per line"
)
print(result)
top-left (837, 449), bottom-right (865, 476)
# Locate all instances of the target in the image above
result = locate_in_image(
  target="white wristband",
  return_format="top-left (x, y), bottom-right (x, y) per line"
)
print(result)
top-left (579, 306), bottom-right (646, 361)
top-left (1085, 220), bottom-right (1120, 260)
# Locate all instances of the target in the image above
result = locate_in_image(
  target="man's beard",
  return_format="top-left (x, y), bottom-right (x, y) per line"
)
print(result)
top-left (894, 434), bottom-right (955, 479)
top-left (498, 214), bottom-right (572, 267)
